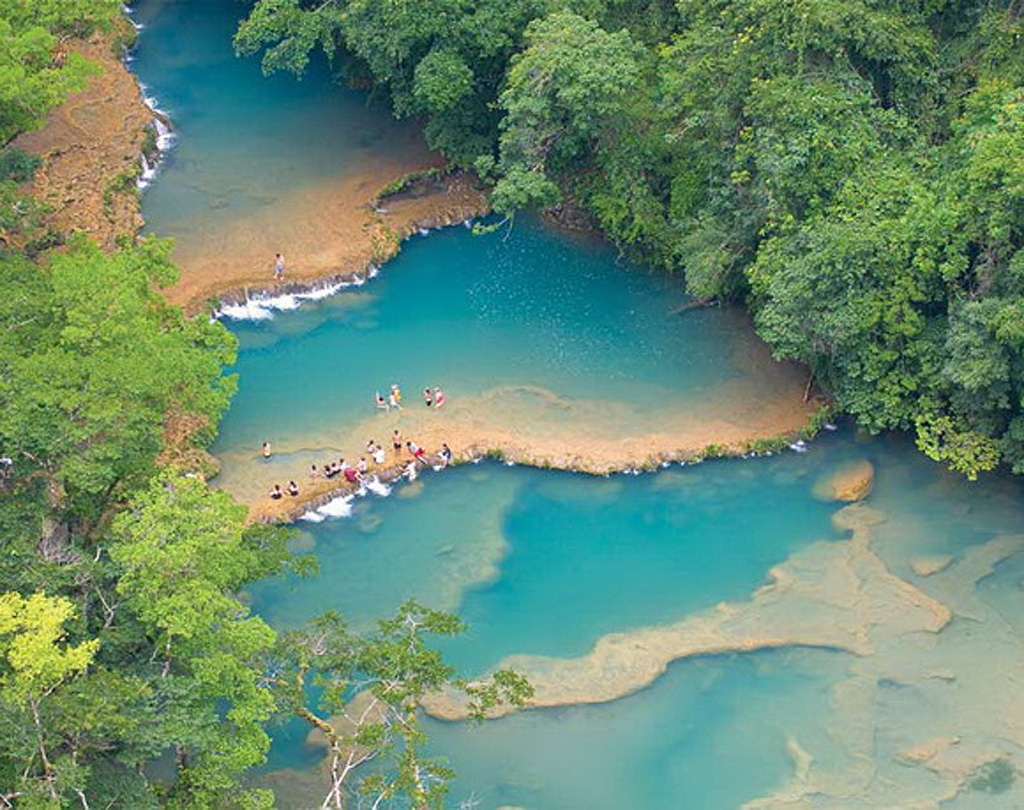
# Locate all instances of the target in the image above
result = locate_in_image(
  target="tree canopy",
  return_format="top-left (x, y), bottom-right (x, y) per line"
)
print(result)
top-left (239, 0), bottom-right (1024, 478)
top-left (0, 0), bottom-right (119, 144)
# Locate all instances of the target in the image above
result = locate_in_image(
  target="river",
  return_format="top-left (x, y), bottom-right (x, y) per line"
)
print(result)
top-left (131, 1), bottom-right (1024, 806)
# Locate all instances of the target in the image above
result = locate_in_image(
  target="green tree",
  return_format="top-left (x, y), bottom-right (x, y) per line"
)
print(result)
top-left (0, 239), bottom-right (237, 542)
top-left (268, 601), bottom-right (532, 809)
top-left (490, 11), bottom-right (644, 214)
top-left (0, 592), bottom-right (97, 804)
top-left (109, 473), bottom-right (300, 808)
top-left (0, 0), bottom-right (120, 144)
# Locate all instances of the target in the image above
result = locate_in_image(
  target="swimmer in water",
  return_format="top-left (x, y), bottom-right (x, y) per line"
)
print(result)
top-left (262, 441), bottom-right (271, 458)
top-left (391, 384), bottom-right (402, 404)
top-left (389, 391), bottom-right (401, 410)
top-left (423, 387), bottom-right (433, 407)
top-left (434, 387), bottom-right (446, 409)
top-left (375, 391), bottom-right (388, 411)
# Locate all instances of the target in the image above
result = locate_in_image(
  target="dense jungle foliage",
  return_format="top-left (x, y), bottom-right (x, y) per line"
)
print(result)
top-left (238, 0), bottom-right (1024, 480)
top-left (0, 0), bottom-right (1020, 805)
top-left (0, 1), bottom-right (528, 806)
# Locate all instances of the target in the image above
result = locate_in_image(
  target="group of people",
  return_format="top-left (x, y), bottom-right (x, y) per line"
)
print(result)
top-left (390, 429), bottom-right (453, 468)
top-left (269, 480), bottom-right (300, 500)
top-left (262, 398), bottom-right (462, 503)
top-left (374, 383), bottom-right (446, 411)
top-left (311, 455), bottom-right (370, 485)
top-left (268, 438), bottom-right (454, 502)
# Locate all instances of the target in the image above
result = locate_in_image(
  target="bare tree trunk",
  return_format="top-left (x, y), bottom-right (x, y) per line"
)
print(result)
top-left (29, 699), bottom-right (59, 800)
top-left (803, 370), bottom-right (815, 403)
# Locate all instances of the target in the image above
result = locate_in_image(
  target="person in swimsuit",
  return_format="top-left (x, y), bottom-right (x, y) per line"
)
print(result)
top-left (407, 441), bottom-right (427, 465)
top-left (393, 429), bottom-right (402, 455)
top-left (376, 391), bottom-right (388, 411)
top-left (423, 387), bottom-right (433, 407)
top-left (388, 391), bottom-right (401, 410)
top-left (366, 440), bottom-right (376, 455)
top-left (287, 480), bottom-right (299, 497)
top-left (372, 443), bottom-right (386, 465)
top-left (270, 484), bottom-right (283, 500)
top-left (434, 387), bottom-right (446, 409)
top-left (357, 457), bottom-right (368, 475)
top-left (262, 441), bottom-right (271, 459)
top-left (310, 464), bottom-right (320, 479)
top-left (274, 253), bottom-right (285, 280)
top-left (391, 384), bottom-right (402, 404)
top-left (439, 443), bottom-right (453, 467)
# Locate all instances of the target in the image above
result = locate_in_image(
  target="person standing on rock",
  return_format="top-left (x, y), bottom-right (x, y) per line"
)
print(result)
top-left (274, 253), bottom-right (285, 281)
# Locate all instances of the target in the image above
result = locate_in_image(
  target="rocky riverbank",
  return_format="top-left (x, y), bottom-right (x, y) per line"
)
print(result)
top-left (13, 21), bottom-right (152, 246)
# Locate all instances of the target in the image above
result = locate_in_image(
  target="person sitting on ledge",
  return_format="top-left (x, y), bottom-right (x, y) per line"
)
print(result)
top-left (269, 484), bottom-right (283, 500)
top-left (372, 443), bottom-right (386, 465)
top-left (407, 441), bottom-right (427, 465)
top-left (357, 457), bottom-right (368, 475)
top-left (287, 480), bottom-right (299, 497)
top-left (439, 443), bottom-right (453, 467)
top-left (343, 466), bottom-right (362, 484)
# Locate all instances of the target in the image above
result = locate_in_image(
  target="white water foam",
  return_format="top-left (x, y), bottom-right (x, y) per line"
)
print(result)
top-left (364, 478), bottom-right (392, 497)
top-left (132, 75), bottom-right (178, 190)
top-left (217, 277), bottom-right (367, 321)
top-left (314, 494), bottom-right (355, 520)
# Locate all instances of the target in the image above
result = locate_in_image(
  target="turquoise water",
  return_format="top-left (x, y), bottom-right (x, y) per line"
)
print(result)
top-left (423, 647), bottom-right (850, 809)
top-left (131, 0), bottom-right (424, 244)
top-left (129, 4), bottom-right (1024, 806)
top-left (209, 216), bottom-right (805, 504)
top-left (250, 449), bottom-right (843, 671)
top-left (249, 429), bottom-right (1024, 808)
